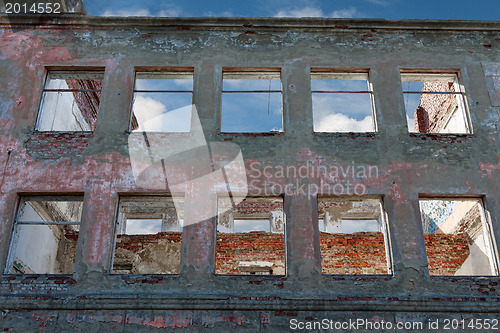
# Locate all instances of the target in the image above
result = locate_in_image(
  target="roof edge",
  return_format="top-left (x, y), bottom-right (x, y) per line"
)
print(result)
top-left (1, 15), bottom-right (500, 32)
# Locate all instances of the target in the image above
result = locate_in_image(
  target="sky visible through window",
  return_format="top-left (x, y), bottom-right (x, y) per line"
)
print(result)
top-left (132, 74), bottom-right (192, 132)
top-left (125, 219), bottom-right (162, 234)
top-left (340, 219), bottom-right (379, 233)
top-left (221, 77), bottom-right (282, 133)
top-left (319, 219), bottom-right (380, 233)
top-left (312, 76), bottom-right (375, 132)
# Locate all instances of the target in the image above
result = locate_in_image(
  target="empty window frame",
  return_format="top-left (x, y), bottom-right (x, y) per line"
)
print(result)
top-left (419, 198), bottom-right (498, 276)
top-left (112, 195), bottom-right (184, 274)
top-left (318, 197), bottom-right (392, 275)
top-left (311, 70), bottom-right (376, 133)
top-left (221, 69), bottom-right (283, 133)
top-left (130, 70), bottom-right (193, 132)
top-left (37, 71), bottom-right (103, 131)
top-left (401, 72), bottom-right (470, 134)
top-left (5, 196), bottom-right (83, 274)
top-left (216, 196), bottom-right (285, 275)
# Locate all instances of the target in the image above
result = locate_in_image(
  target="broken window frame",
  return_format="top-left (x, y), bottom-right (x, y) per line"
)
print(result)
top-left (418, 196), bottom-right (499, 277)
top-left (215, 195), bottom-right (286, 276)
top-left (311, 69), bottom-right (377, 133)
top-left (129, 69), bottom-right (194, 133)
top-left (36, 70), bottom-right (104, 132)
top-left (5, 195), bottom-right (83, 275)
top-left (110, 194), bottom-right (184, 275)
top-left (401, 70), bottom-right (471, 134)
top-left (221, 68), bottom-right (283, 134)
top-left (317, 196), bottom-right (393, 275)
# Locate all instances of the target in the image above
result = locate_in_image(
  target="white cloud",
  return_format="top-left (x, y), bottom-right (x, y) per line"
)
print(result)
top-left (234, 220), bottom-right (270, 233)
top-left (102, 9), bottom-right (151, 17)
top-left (330, 7), bottom-right (358, 18)
top-left (275, 6), bottom-right (324, 18)
top-left (315, 113), bottom-right (374, 132)
top-left (159, 9), bottom-right (182, 17)
top-left (132, 95), bottom-right (166, 130)
top-left (204, 10), bottom-right (234, 17)
top-left (132, 95), bottom-right (191, 132)
top-left (365, 0), bottom-right (389, 6)
top-left (275, 6), bottom-right (358, 18)
top-left (126, 219), bottom-right (162, 235)
top-left (312, 93), bottom-right (374, 132)
top-left (101, 7), bottom-right (181, 17)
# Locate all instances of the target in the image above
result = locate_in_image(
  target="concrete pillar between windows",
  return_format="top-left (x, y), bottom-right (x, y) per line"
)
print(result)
top-left (281, 61), bottom-right (313, 135)
top-left (94, 60), bottom-right (135, 134)
top-left (284, 189), bottom-right (322, 283)
top-left (179, 182), bottom-right (217, 281)
top-left (194, 61), bottom-right (218, 136)
top-left (383, 192), bottom-right (428, 277)
top-left (74, 189), bottom-right (117, 278)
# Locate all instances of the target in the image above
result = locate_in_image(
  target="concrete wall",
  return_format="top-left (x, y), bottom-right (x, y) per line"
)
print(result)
top-left (0, 15), bottom-right (499, 331)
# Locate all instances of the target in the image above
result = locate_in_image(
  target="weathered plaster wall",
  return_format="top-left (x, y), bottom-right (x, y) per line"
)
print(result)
top-left (0, 15), bottom-right (499, 331)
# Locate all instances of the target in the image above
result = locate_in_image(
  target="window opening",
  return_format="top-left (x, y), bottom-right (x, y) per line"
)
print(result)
top-left (221, 70), bottom-right (283, 133)
top-left (311, 71), bottom-right (376, 132)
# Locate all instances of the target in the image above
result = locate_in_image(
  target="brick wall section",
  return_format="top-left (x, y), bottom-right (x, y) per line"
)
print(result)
top-left (24, 132), bottom-right (93, 159)
top-left (64, 230), bottom-right (470, 276)
top-left (320, 232), bottom-right (469, 275)
top-left (425, 233), bottom-right (470, 276)
top-left (115, 232), bottom-right (182, 253)
top-left (0, 275), bottom-right (76, 294)
top-left (408, 133), bottom-right (472, 143)
top-left (216, 232), bottom-right (286, 275)
top-left (320, 232), bottom-right (389, 274)
top-left (415, 81), bottom-right (457, 133)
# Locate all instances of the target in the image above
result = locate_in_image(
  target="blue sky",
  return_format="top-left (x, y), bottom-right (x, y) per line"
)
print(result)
top-left (86, 0), bottom-right (500, 20)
